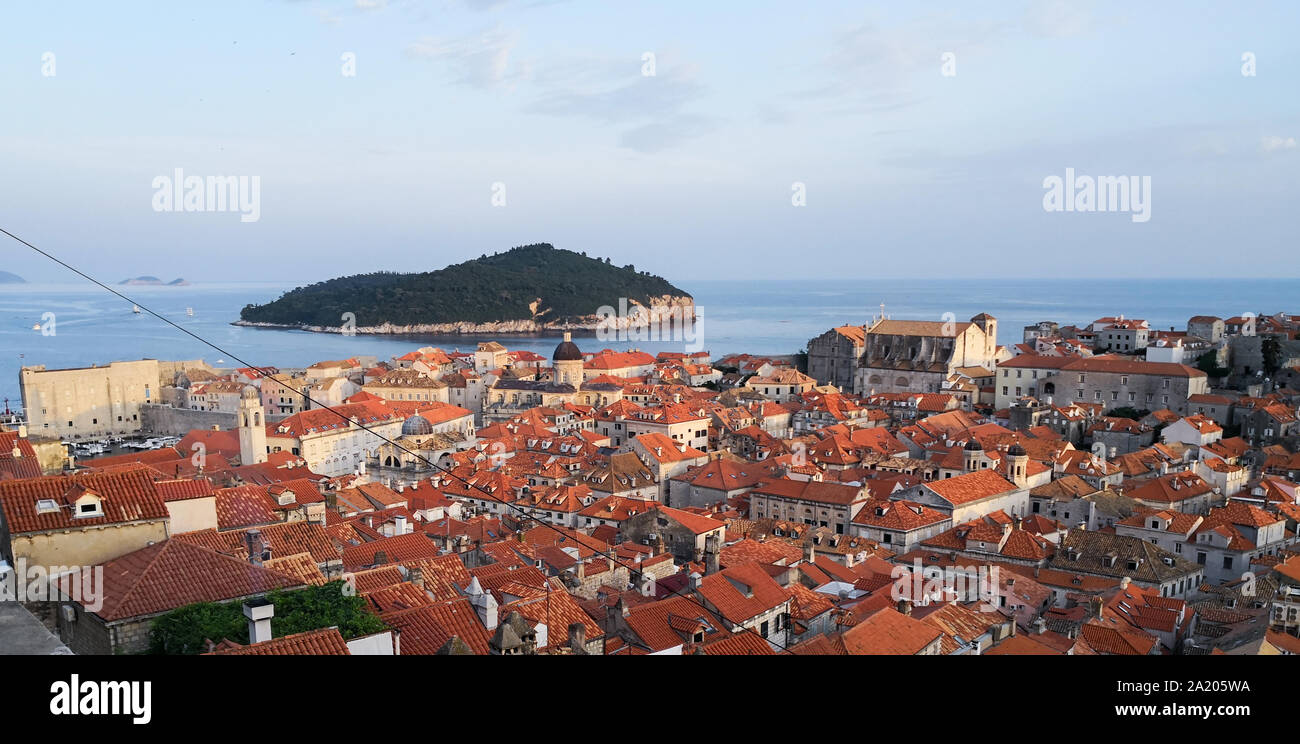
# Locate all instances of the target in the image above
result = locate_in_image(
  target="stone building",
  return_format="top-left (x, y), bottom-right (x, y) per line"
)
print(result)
top-left (1187, 316), bottom-right (1225, 344)
top-left (806, 325), bottom-right (865, 391)
top-left (997, 355), bottom-right (1209, 414)
top-left (20, 359), bottom-right (160, 440)
top-left (362, 369), bottom-right (450, 404)
top-left (855, 314), bottom-right (999, 396)
top-left (748, 479), bottom-right (869, 535)
top-left (1023, 321), bottom-right (1060, 343)
top-left (624, 505), bottom-right (727, 563)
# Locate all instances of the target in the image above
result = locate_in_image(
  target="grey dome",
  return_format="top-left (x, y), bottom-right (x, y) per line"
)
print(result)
top-left (963, 439), bottom-right (982, 451)
top-left (553, 331), bottom-right (583, 362)
top-left (402, 414), bottom-right (434, 436)
top-left (1008, 444), bottom-right (1027, 457)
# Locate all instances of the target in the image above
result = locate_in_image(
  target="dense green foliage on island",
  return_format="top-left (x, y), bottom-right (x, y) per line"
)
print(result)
top-left (239, 243), bottom-right (691, 327)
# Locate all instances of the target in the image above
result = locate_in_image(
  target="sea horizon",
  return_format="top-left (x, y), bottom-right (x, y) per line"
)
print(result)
top-left (4, 276), bottom-right (1298, 409)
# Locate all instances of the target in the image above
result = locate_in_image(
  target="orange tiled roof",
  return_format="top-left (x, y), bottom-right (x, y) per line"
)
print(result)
top-left (63, 539), bottom-right (305, 621)
top-left (206, 627), bottom-right (352, 656)
top-left (384, 598), bottom-right (493, 655)
top-left (924, 469), bottom-right (1019, 506)
top-left (841, 607), bottom-right (942, 655)
top-left (0, 466), bottom-right (169, 534)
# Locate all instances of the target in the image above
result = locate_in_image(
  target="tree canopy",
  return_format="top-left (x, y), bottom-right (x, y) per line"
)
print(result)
top-left (239, 243), bottom-right (690, 327)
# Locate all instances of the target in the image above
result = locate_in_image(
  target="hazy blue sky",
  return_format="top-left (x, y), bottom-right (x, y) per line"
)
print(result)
top-left (2, 0), bottom-right (1297, 282)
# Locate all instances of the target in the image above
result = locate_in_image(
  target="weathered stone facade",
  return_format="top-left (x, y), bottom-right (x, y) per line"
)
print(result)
top-left (855, 315), bottom-right (998, 396)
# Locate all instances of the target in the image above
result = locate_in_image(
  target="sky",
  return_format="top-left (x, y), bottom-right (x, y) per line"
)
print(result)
top-left (1, 0), bottom-right (1297, 283)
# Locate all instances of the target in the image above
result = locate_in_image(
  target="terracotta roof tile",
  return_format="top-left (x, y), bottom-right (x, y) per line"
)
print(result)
top-left (64, 539), bottom-right (305, 621)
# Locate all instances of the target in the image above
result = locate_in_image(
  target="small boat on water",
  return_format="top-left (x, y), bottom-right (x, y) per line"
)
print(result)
top-left (32, 323), bottom-right (40, 331)
top-left (132, 304), bottom-right (141, 314)
top-left (186, 307), bottom-right (194, 317)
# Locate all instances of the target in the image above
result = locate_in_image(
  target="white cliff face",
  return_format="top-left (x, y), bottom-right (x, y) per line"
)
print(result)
top-left (232, 295), bottom-right (696, 335)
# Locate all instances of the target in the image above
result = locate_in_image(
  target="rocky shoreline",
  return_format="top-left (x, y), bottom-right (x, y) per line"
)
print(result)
top-left (232, 296), bottom-right (697, 336)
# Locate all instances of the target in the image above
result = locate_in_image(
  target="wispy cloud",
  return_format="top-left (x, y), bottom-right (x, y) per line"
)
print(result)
top-left (406, 27), bottom-right (530, 89)
top-left (793, 13), bottom-right (1008, 116)
top-left (524, 58), bottom-right (714, 152)
top-left (1261, 135), bottom-right (1297, 152)
top-left (1023, 0), bottom-right (1098, 38)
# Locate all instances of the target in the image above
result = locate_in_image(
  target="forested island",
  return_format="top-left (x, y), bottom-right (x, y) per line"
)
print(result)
top-left (235, 243), bottom-right (694, 334)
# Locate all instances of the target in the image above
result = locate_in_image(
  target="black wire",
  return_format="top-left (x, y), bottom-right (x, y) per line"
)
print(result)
top-left (3, 226), bottom-right (795, 654)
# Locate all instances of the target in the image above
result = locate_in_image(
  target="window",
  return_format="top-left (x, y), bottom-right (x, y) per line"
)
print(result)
top-left (1197, 552), bottom-right (1207, 565)
top-left (1223, 556), bottom-right (1233, 570)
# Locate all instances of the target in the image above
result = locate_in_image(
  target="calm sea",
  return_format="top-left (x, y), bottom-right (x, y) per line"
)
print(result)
top-left (2, 278), bottom-right (1297, 411)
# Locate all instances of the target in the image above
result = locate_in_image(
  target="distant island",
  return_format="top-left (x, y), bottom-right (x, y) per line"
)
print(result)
top-left (235, 243), bottom-right (695, 334)
top-left (0, 271), bottom-right (26, 284)
top-left (121, 276), bottom-right (189, 286)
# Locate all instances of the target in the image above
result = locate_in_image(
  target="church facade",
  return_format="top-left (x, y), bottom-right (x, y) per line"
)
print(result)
top-left (854, 313), bottom-right (999, 396)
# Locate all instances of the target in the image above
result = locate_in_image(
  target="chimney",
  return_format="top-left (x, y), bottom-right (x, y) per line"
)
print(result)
top-left (394, 515), bottom-right (408, 535)
top-left (1089, 595), bottom-right (1104, 620)
top-left (467, 577), bottom-right (498, 630)
top-left (408, 565), bottom-right (425, 589)
top-left (1120, 576), bottom-right (1131, 590)
top-left (244, 529), bottom-right (264, 565)
top-left (897, 599), bottom-right (912, 616)
top-left (243, 599), bottom-right (274, 644)
top-left (567, 622), bottom-right (587, 653)
top-left (1032, 617), bottom-right (1047, 635)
